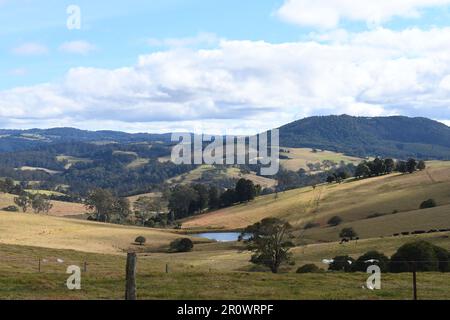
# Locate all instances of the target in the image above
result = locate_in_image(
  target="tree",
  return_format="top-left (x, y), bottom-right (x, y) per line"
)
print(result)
top-left (135, 236), bottom-right (146, 246)
top-left (14, 195), bottom-right (30, 212)
top-left (355, 163), bottom-right (371, 178)
top-left (208, 186), bottom-right (220, 209)
top-left (168, 185), bottom-right (198, 219)
top-left (169, 238), bottom-right (194, 252)
top-left (390, 241), bottom-right (448, 272)
top-left (397, 160), bottom-right (407, 173)
top-left (243, 218), bottom-right (295, 273)
top-left (85, 188), bottom-right (115, 222)
top-left (0, 178), bottom-right (15, 193)
top-left (113, 197), bottom-right (131, 222)
top-left (327, 216), bottom-right (343, 227)
top-left (220, 188), bottom-right (237, 207)
top-left (406, 158), bottom-right (417, 173)
top-left (353, 251), bottom-right (390, 272)
top-left (235, 178), bottom-right (256, 203)
top-left (326, 175), bottom-right (336, 184)
top-left (370, 158), bottom-right (386, 176)
top-left (420, 199), bottom-right (437, 209)
top-left (328, 255), bottom-right (355, 272)
top-left (384, 159), bottom-right (395, 173)
top-left (134, 196), bottom-right (158, 226)
top-left (191, 184), bottom-right (209, 213)
top-left (30, 194), bottom-right (53, 214)
top-left (417, 160), bottom-right (426, 171)
top-left (339, 227), bottom-right (358, 239)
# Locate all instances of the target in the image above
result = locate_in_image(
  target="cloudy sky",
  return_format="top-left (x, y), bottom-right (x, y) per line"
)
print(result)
top-left (1, 0), bottom-right (450, 134)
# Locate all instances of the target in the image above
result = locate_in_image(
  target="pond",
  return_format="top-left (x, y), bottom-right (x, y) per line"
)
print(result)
top-left (192, 232), bottom-right (245, 242)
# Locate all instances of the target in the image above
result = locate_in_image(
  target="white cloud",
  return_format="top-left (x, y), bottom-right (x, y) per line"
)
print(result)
top-left (147, 32), bottom-right (220, 48)
top-left (59, 41), bottom-right (96, 55)
top-left (1, 28), bottom-right (450, 133)
top-left (439, 120), bottom-right (450, 127)
top-left (277, 0), bottom-right (450, 28)
top-left (12, 42), bottom-right (48, 56)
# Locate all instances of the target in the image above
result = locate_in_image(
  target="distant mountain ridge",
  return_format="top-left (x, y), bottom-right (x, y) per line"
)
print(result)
top-left (0, 127), bottom-right (172, 152)
top-left (279, 115), bottom-right (450, 159)
top-left (1, 115), bottom-right (450, 159)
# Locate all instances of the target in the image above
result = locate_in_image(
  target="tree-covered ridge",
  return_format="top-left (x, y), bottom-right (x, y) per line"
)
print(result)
top-left (0, 141), bottom-right (193, 197)
top-left (279, 115), bottom-right (450, 159)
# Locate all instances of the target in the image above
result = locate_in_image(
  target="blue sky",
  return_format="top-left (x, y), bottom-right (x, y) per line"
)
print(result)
top-left (1, 0), bottom-right (450, 133)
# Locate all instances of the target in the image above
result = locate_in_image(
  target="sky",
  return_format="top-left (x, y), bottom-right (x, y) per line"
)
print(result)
top-left (1, 0), bottom-right (450, 134)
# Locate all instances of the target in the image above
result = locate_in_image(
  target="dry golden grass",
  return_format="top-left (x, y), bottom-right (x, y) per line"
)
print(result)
top-left (126, 192), bottom-right (163, 204)
top-left (182, 162), bottom-right (450, 237)
top-left (280, 147), bottom-right (363, 171)
top-left (0, 192), bottom-right (86, 217)
top-left (168, 165), bottom-right (277, 188)
top-left (0, 211), bottom-right (203, 255)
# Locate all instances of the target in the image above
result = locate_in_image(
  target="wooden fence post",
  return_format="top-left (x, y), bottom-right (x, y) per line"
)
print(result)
top-left (84, 261), bottom-right (88, 273)
top-left (38, 258), bottom-right (41, 272)
top-left (412, 263), bottom-right (418, 301)
top-left (166, 263), bottom-right (169, 274)
top-left (125, 252), bottom-right (137, 300)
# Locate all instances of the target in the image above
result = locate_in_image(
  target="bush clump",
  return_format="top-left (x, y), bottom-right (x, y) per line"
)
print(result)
top-left (420, 199), bottom-right (437, 209)
top-left (352, 251), bottom-right (390, 272)
top-left (296, 264), bottom-right (322, 273)
top-left (328, 256), bottom-right (355, 272)
top-left (327, 216), bottom-right (343, 227)
top-left (2, 205), bottom-right (19, 212)
top-left (169, 238), bottom-right (194, 253)
top-left (135, 236), bottom-right (146, 246)
top-left (390, 241), bottom-right (449, 273)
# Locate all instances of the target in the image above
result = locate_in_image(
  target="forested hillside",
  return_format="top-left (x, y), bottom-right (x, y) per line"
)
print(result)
top-left (279, 115), bottom-right (450, 159)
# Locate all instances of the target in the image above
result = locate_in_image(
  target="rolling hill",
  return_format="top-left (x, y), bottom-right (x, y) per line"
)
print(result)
top-left (279, 115), bottom-right (450, 159)
top-left (182, 161), bottom-right (450, 242)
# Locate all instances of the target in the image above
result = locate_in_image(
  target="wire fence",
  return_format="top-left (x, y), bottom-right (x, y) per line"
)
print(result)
top-left (0, 253), bottom-right (448, 300)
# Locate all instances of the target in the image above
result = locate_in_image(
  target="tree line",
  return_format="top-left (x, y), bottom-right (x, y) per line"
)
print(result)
top-left (167, 178), bottom-right (261, 220)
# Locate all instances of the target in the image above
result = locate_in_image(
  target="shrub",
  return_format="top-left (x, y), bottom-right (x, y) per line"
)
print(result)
top-left (2, 205), bottom-right (19, 212)
top-left (329, 256), bottom-right (355, 272)
top-left (296, 264), bottom-right (322, 273)
top-left (327, 216), bottom-right (343, 227)
top-left (135, 236), bottom-right (146, 246)
top-left (420, 199), bottom-right (437, 209)
top-left (170, 238), bottom-right (194, 253)
top-left (339, 227), bottom-right (358, 239)
top-left (352, 251), bottom-right (390, 272)
top-left (390, 241), bottom-right (449, 272)
top-left (433, 246), bottom-right (450, 272)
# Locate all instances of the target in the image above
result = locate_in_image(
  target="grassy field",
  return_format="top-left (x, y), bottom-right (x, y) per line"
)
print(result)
top-left (182, 162), bottom-right (450, 241)
top-left (0, 211), bottom-right (208, 254)
top-left (1, 232), bottom-right (450, 300)
top-left (0, 192), bottom-right (86, 217)
top-left (1, 161), bottom-right (449, 300)
top-left (280, 148), bottom-right (363, 172)
top-left (167, 165), bottom-right (277, 188)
